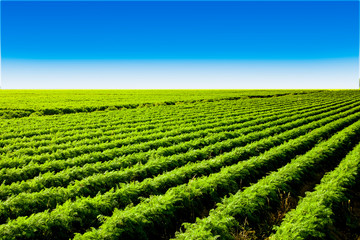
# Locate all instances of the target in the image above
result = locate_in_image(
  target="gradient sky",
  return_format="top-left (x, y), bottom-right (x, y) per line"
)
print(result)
top-left (1, 1), bottom-right (359, 89)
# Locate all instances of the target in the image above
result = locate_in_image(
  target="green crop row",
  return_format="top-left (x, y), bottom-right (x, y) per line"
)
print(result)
top-left (72, 108), bottom-right (360, 240)
top-left (1, 90), bottom-right (318, 115)
top-left (3, 92), bottom-right (323, 156)
top-left (0, 96), bottom-right (277, 138)
top-left (0, 93), bottom-right (338, 152)
top-left (0, 99), bottom-right (224, 139)
top-left (0, 99), bottom-right (248, 147)
top-left (271, 142), bottom-right (360, 239)
top-left (0, 100), bottom-right (340, 220)
top-left (0, 102), bottom-right (241, 147)
top-left (0, 97), bottom-right (344, 183)
top-left (1, 101), bottom-right (353, 221)
top-left (0, 92), bottom-right (346, 142)
top-left (0, 97), bottom-right (358, 201)
top-left (1, 99), bottom-right (359, 239)
top-left (0, 108), bottom-right (263, 171)
top-left (173, 121), bottom-right (360, 240)
top-left (0, 91), bottom-right (359, 240)
top-left (0, 107), bottom-right (249, 157)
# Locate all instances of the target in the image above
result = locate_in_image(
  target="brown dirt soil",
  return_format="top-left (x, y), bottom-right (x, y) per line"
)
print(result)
top-left (232, 170), bottom-right (332, 240)
top-left (329, 183), bottom-right (360, 240)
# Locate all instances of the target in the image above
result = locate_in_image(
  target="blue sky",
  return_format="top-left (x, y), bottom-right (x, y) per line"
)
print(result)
top-left (1, 1), bottom-right (359, 89)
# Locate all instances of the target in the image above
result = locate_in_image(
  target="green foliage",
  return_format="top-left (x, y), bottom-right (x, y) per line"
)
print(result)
top-left (0, 90), bottom-right (322, 118)
top-left (174, 117), bottom-right (360, 240)
top-left (0, 90), bottom-right (360, 239)
top-left (271, 143), bottom-right (360, 239)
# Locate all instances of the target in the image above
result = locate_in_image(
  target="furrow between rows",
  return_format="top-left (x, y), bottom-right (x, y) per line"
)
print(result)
top-left (74, 112), bottom-right (360, 240)
top-left (173, 119), bottom-right (360, 240)
top-left (1, 98), bottom-right (349, 184)
top-left (1, 102), bottom-right (359, 239)
top-left (0, 98), bottom-right (358, 200)
top-left (271, 142), bottom-right (360, 239)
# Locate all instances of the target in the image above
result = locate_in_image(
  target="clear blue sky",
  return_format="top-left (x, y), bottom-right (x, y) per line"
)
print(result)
top-left (1, 1), bottom-right (359, 89)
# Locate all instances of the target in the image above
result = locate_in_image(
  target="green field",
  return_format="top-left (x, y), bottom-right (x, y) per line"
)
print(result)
top-left (0, 90), bottom-right (359, 240)
top-left (0, 89), bottom-right (318, 118)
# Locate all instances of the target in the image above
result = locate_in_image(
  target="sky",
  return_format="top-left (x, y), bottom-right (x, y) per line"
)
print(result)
top-left (1, 0), bottom-right (359, 89)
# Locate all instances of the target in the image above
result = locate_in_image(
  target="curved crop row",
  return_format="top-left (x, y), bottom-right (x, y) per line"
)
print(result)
top-left (0, 104), bottom-right (248, 152)
top-left (3, 92), bottom-right (328, 155)
top-left (2, 90), bottom-right (300, 120)
top-left (0, 101), bottom-right (250, 151)
top-left (0, 102), bottom-right (221, 140)
top-left (0, 102), bottom-right (341, 220)
top-left (0, 94), bottom-right (345, 144)
top-left (173, 121), bottom-right (360, 240)
top-left (0, 97), bottom-right (275, 139)
top-left (0, 108), bottom-right (249, 157)
top-left (0, 98), bottom-right (358, 200)
top-left (72, 113), bottom-right (360, 240)
top-left (271, 142), bottom-right (360, 239)
top-left (1, 103), bottom-right (359, 239)
top-left (0, 97), bottom-right (346, 184)
top-left (0, 95), bottom-right (339, 154)
top-left (0, 109), bottom-right (261, 170)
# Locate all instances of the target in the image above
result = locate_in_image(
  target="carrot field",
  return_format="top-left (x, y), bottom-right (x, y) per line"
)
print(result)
top-left (0, 90), bottom-right (359, 240)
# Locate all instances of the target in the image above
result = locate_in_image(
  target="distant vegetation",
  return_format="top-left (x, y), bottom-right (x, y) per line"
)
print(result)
top-left (0, 89), bottom-right (320, 118)
top-left (0, 90), bottom-right (359, 240)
